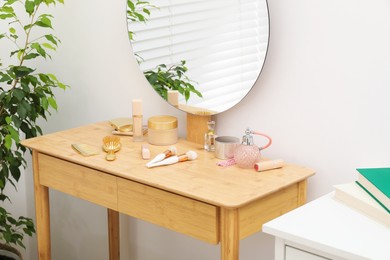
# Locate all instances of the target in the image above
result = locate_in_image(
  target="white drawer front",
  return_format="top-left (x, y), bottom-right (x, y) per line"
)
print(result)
top-left (285, 246), bottom-right (330, 260)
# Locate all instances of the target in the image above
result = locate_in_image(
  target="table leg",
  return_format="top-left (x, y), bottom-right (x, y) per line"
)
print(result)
top-left (297, 179), bottom-right (307, 206)
top-left (108, 209), bottom-right (120, 260)
top-left (220, 208), bottom-right (239, 260)
top-left (32, 151), bottom-right (51, 260)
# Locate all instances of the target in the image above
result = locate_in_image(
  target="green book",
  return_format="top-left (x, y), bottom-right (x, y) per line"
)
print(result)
top-left (356, 168), bottom-right (390, 213)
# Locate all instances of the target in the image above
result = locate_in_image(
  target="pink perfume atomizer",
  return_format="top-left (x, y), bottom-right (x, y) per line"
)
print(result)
top-left (233, 128), bottom-right (272, 168)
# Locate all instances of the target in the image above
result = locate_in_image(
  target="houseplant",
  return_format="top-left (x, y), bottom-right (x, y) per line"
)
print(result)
top-left (0, 0), bottom-right (67, 258)
top-left (144, 61), bottom-right (202, 102)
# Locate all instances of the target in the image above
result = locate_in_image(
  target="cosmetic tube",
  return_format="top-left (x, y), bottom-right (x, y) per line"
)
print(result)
top-left (132, 99), bottom-right (143, 142)
top-left (167, 90), bottom-right (179, 108)
top-left (254, 159), bottom-right (285, 172)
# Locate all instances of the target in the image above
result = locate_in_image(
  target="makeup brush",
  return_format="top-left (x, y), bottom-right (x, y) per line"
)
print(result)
top-left (147, 151), bottom-right (198, 168)
top-left (146, 146), bottom-right (177, 167)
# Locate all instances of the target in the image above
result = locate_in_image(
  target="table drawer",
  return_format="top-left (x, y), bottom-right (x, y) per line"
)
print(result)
top-left (117, 178), bottom-right (219, 244)
top-left (38, 153), bottom-right (118, 210)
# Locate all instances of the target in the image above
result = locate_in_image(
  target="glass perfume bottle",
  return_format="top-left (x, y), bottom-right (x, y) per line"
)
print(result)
top-left (204, 120), bottom-right (216, 152)
top-left (233, 128), bottom-right (273, 168)
top-left (233, 129), bottom-right (260, 168)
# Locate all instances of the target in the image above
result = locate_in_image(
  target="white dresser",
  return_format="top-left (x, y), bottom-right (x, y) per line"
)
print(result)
top-left (263, 192), bottom-right (390, 260)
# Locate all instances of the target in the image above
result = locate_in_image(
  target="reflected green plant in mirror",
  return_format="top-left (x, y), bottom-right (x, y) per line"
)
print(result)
top-left (144, 60), bottom-right (202, 102)
top-left (126, 0), bottom-right (203, 103)
top-left (126, 0), bottom-right (155, 41)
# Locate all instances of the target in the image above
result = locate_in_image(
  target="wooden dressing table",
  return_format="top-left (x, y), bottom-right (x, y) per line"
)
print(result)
top-left (21, 121), bottom-right (315, 260)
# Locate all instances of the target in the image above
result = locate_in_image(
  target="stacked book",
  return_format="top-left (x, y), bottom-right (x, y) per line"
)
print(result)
top-left (333, 168), bottom-right (390, 227)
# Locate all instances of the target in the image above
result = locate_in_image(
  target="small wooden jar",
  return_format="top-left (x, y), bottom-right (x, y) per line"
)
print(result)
top-left (147, 115), bottom-right (178, 146)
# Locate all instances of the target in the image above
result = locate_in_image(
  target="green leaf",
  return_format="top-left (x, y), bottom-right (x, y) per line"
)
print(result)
top-left (0, 6), bottom-right (14, 13)
top-left (27, 75), bottom-right (39, 87)
top-left (128, 31), bottom-right (134, 41)
top-left (31, 43), bottom-right (46, 58)
top-left (147, 73), bottom-right (158, 84)
top-left (11, 66), bottom-right (35, 78)
top-left (134, 13), bottom-right (145, 22)
top-left (5, 116), bottom-right (12, 124)
top-left (58, 82), bottom-right (67, 90)
top-left (39, 14), bottom-right (54, 19)
top-left (25, 0), bottom-right (35, 15)
top-left (127, 0), bottom-right (135, 11)
top-left (12, 88), bottom-right (25, 101)
top-left (9, 27), bottom-right (16, 34)
top-left (192, 88), bottom-right (202, 98)
top-left (17, 100), bottom-right (31, 119)
top-left (143, 8), bottom-right (150, 15)
top-left (41, 97), bottom-right (48, 109)
top-left (4, 135), bottom-right (12, 150)
top-left (184, 90), bottom-right (190, 102)
top-left (9, 165), bottom-right (21, 182)
top-left (38, 73), bottom-right (50, 83)
top-left (0, 13), bottom-right (14, 19)
top-left (8, 126), bottom-right (20, 144)
top-left (42, 42), bottom-right (56, 50)
top-left (5, 0), bottom-right (19, 5)
top-left (11, 115), bottom-right (22, 128)
top-left (10, 33), bottom-right (18, 40)
top-left (17, 49), bottom-right (24, 60)
top-left (35, 16), bottom-right (52, 28)
top-left (44, 34), bottom-right (58, 45)
top-left (47, 96), bottom-right (57, 110)
top-left (23, 53), bottom-right (40, 60)
top-left (23, 23), bottom-right (33, 31)
top-left (35, 125), bottom-right (43, 135)
top-left (47, 73), bottom-right (58, 81)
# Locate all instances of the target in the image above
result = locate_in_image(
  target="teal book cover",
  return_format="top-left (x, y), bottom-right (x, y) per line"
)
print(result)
top-left (356, 167), bottom-right (390, 211)
top-left (357, 168), bottom-right (390, 196)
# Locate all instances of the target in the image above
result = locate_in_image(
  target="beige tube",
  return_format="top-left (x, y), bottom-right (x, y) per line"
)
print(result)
top-left (254, 159), bottom-right (285, 172)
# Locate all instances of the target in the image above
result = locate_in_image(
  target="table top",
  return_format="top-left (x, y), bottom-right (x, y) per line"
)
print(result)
top-left (263, 192), bottom-right (390, 260)
top-left (21, 121), bottom-right (315, 208)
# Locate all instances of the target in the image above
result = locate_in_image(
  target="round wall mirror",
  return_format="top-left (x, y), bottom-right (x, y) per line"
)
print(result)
top-left (127, 0), bottom-right (269, 115)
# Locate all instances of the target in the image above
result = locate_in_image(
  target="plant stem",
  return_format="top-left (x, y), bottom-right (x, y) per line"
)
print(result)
top-left (11, 3), bottom-right (41, 89)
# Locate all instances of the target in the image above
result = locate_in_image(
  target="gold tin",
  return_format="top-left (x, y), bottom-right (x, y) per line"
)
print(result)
top-left (147, 115), bottom-right (178, 146)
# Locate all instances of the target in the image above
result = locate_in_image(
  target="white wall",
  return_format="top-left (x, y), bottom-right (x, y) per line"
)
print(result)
top-left (11, 0), bottom-right (390, 259)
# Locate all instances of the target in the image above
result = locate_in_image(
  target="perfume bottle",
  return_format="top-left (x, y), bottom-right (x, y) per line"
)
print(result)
top-left (233, 128), bottom-right (272, 168)
top-left (233, 129), bottom-right (260, 168)
top-left (204, 120), bottom-right (216, 152)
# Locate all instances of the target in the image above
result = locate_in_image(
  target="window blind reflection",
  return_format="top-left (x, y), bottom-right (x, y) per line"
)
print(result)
top-left (129, 0), bottom-right (269, 113)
